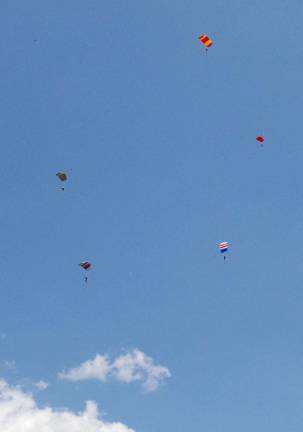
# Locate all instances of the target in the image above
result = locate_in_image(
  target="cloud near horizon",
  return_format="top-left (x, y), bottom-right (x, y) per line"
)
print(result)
top-left (0, 379), bottom-right (134, 432)
top-left (59, 349), bottom-right (171, 392)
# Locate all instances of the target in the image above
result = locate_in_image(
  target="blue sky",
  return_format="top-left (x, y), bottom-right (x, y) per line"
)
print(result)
top-left (0, 0), bottom-right (303, 430)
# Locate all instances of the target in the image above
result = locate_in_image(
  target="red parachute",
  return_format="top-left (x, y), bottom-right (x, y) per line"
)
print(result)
top-left (79, 261), bottom-right (92, 270)
top-left (199, 34), bottom-right (213, 50)
top-left (256, 136), bottom-right (265, 144)
top-left (79, 261), bottom-right (92, 282)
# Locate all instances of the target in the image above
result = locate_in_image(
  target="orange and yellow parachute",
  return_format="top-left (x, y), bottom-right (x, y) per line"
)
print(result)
top-left (199, 34), bottom-right (213, 49)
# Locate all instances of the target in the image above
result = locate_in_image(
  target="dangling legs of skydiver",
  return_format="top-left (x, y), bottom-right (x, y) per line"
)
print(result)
top-left (224, 255), bottom-right (226, 261)
top-left (85, 276), bottom-right (88, 283)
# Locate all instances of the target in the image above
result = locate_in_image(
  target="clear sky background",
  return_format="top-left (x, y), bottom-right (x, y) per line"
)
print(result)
top-left (0, 0), bottom-right (303, 430)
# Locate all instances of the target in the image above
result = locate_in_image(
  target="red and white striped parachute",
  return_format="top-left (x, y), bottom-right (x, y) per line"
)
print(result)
top-left (219, 242), bottom-right (228, 253)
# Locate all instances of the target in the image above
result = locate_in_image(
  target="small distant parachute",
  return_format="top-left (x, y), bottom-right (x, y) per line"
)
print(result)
top-left (199, 34), bottom-right (213, 49)
top-left (56, 172), bottom-right (68, 182)
top-left (219, 242), bottom-right (229, 260)
top-left (79, 261), bottom-right (92, 271)
top-left (256, 136), bottom-right (265, 145)
top-left (56, 171), bottom-right (68, 190)
top-left (79, 261), bottom-right (92, 283)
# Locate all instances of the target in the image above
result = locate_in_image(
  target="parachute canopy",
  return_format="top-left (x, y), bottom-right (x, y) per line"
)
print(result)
top-left (79, 261), bottom-right (92, 271)
top-left (256, 136), bottom-right (265, 143)
top-left (199, 34), bottom-right (213, 49)
top-left (56, 172), bottom-right (68, 182)
top-left (219, 242), bottom-right (228, 253)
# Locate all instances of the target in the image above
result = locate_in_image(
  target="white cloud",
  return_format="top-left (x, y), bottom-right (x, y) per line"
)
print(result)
top-left (59, 349), bottom-right (171, 392)
top-left (59, 355), bottom-right (111, 382)
top-left (0, 379), bottom-right (134, 432)
top-left (35, 380), bottom-right (49, 391)
top-left (112, 350), bottom-right (171, 392)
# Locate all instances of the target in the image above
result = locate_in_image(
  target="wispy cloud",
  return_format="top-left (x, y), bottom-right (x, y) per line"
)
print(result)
top-left (2, 360), bottom-right (16, 372)
top-left (34, 380), bottom-right (49, 391)
top-left (59, 354), bottom-right (111, 382)
top-left (59, 349), bottom-right (171, 392)
top-left (0, 379), bottom-right (134, 432)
